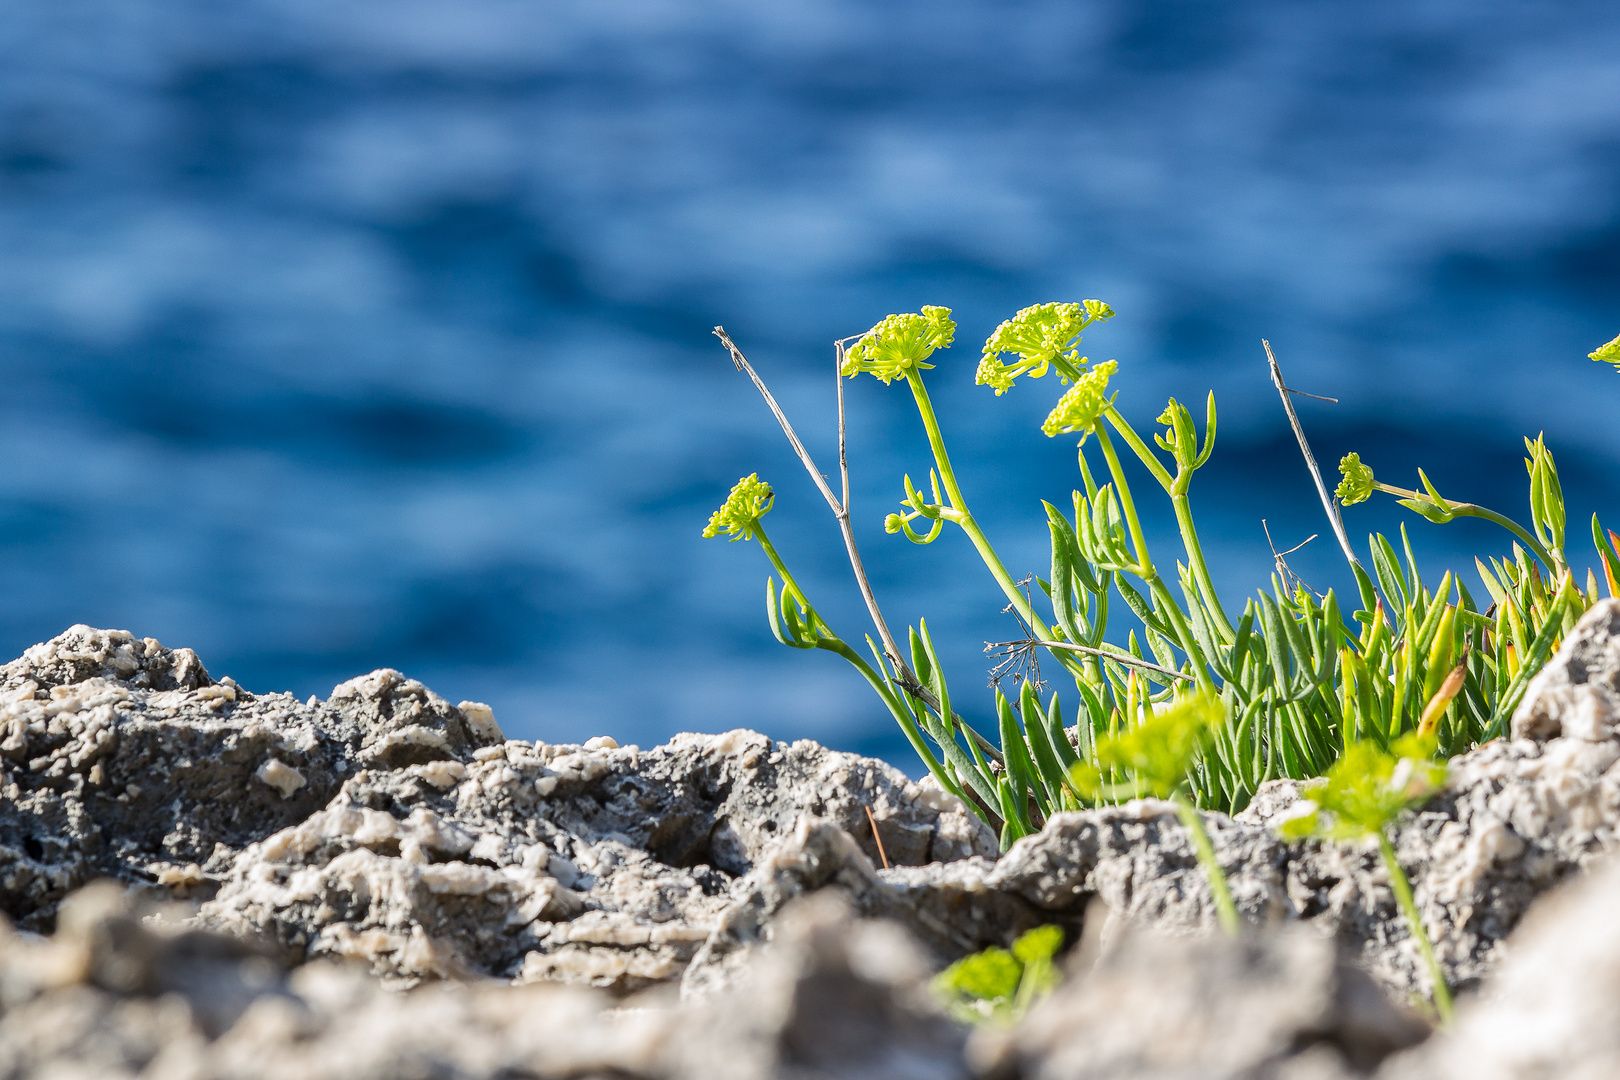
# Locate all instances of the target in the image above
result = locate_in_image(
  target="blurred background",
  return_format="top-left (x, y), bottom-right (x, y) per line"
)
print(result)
top-left (0, 1), bottom-right (1617, 766)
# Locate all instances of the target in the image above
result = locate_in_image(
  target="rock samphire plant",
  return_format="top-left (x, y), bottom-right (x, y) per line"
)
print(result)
top-left (707, 307), bottom-right (1618, 860)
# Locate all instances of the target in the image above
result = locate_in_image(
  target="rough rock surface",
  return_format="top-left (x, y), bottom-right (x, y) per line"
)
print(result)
top-left (0, 880), bottom-right (967, 1080)
top-left (6, 611), bottom-right (1620, 1003)
top-left (0, 627), bottom-right (504, 934)
top-left (1383, 853), bottom-right (1620, 1080)
top-left (4, 613), bottom-right (1620, 1076)
top-left (972, 921), bottom-right (1429, 1079)
top-left (0, 626), bottom-right (994, 991)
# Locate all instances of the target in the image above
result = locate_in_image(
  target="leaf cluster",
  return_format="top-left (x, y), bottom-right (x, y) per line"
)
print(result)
top-left (933, 925), bottom-right (1064, 1025)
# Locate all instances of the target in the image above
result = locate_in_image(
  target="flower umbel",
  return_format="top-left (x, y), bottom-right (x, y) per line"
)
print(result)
top-left (1041, 360), bottom-right (1118, 438)
top-left (841, 306), bottom-right (956, 384)
top-left (1069, 690), bottom-right (1221, 801)
top-left (978, 300), bottom-right (1113, 395)
top-left (1278, 733), bottom-right (1445, 842)
top-left (1590, 332), bottom-right (1620, 369)
top-left (703, 474), bottom-right (774, 541)
top-left (1336, 453), bottom-right (1375, 506)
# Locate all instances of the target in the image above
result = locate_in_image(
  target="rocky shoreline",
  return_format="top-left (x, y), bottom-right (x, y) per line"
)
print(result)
top-left (4, 608), bottom-right (1620, 1077)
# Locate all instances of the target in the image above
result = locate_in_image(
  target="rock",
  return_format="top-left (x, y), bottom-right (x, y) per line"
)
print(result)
top-left (8, 614), bottom-right (1620, 1008)
top-left (972, 921), bottom-right (1428, 1080)
top-left (671, 891), bottom-right (970, 1080)
top-left (0, 883), bottom-right (668, 1080)
top-left (0, 627), bottom-right (503, 934)
top-left (1381, 853), bottom-right (1620, 1080)
top-left (0, 626), bottom-right (992, 992)
top-left (200, 731), bottom-right (993, 991)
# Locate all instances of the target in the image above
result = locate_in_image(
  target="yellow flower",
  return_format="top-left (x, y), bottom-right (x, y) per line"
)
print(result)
top-left (841, 307), bottom-right (956, 384)
top-left (703, 474), bottom-right (773, 541)
top-left (1040, 361), bottom-right (1118, 437)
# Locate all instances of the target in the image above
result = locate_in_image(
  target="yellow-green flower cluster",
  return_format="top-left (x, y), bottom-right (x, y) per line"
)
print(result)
top-left (1070, 691), bottom-right (1221, 801)
top-left (840, 306), bottom-right (956, 384)
top-left (702, 474), bottom-right (773, 541)
top-left (1591, 332), bottom-right (1620, 370)
top-left (1278, 734), bottom-right (1444, 842)
top-left (1336, 453), bottom-right (1375, 506)
top-left (1040, 360), bottom-right (1118, 438)
top-left (977, 300), bottom-right (1113, 395)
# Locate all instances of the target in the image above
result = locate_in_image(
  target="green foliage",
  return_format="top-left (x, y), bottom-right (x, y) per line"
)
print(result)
top-left (1041, 361), bottom-right (1119, 438)
top-left (977, 300), bottom-right (1113, 394)
top-left (1277, 733), bottom-right (1445, 842)
top-left (1274, 734), bottom-right (1453, 1023)
top-left (934, 925), bottom-right (1064, 1024)
top-left (1070, 692), bottom-right (1220, 802)
top-left (1591, 331), bottom-right (1620, 369)
top-left (1335, 453), bottom-right (1375, 506)
top-left (709, 300), bottom-right (1610, 856)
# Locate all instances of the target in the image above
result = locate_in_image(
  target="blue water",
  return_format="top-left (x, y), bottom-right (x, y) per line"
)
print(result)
top-left (1, 1), bottom-right (1617, 768)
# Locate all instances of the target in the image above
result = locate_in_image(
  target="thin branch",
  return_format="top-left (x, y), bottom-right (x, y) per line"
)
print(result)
top-left (1263, 518), bottom-right (1318, 598)
top-left (1262, 339), bottom-right (1361, 571)
top-left (1031, 640), bottom-right (1196, 683)
top-left (863, 804), bottom-right (891, 869)
top-left (715, 327), bottom-right (971, 735)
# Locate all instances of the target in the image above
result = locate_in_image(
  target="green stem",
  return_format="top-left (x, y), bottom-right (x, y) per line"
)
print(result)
top-left (1092, 423), bottom-right (1155, 579)
top-left (905, 371), bottom-right (1090, 686)
top-left (1373, 482), bottom-right (1557, 573)
top-left (1171, 494), bottom-right (1236, 644)
top-left (1102, 403), bottom-right (1174, 494)
top-left (1094, 424), bottom-right (1214, 691)
top-left (1174, 793), bottom-right (1239, 937)
top-left (1378, 832), bottom-right (1452, 1025)
top-left (754, 524), bottom-right (975, 809)
top-left (905, 372), bottom-right (1046, 628)
top-left (1453, 505), bottom-right (1560, 573)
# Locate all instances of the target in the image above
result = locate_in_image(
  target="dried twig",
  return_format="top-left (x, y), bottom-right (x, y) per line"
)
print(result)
top-left (1262, 518), bottom-right (1318, 598)
top-left (1262, 340), bottom-right (1362, 571)
top-left (1030, 640), bottom-right (1195, 683)
top-left (713, 326), bottom-right (1000, 761)
top-left (863, 804), bottom-right (891, 869)
top-left (714, 327), bottom-right (906, 668)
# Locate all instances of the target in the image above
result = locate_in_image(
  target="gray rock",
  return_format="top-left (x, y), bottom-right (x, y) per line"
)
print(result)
top-left (8, 611), bottom-right (1620, 1007)
top-left (199, 729), bottom-right (992, 991)
top-left (0, 626), bottom-right (502, 933)
top-left (1380, 852), bottom-right (1620, 1080)
top-left (0, 880), bottom-right (966, 1080)
top-left (971, 922), bottom-right (1428, 1080)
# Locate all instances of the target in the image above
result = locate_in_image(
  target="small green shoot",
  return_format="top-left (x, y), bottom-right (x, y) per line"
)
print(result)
top-left (933, 924), bottom-right (1064, 1025)
top-left (1277, 733), bottom-right (1452, 1023)
top-left (1070, 692), bottom-right (1240, 936)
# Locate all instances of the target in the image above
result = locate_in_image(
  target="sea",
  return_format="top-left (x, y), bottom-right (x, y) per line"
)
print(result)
top-left (0, 0), bottom-right (1617, 767)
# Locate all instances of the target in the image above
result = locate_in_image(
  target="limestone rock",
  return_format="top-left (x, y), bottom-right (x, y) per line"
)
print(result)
top-left (199, 731), bottom-right (993, 992)
top-left (1381, 853), bottom-right (1620, 1080)
top-left (0, 627), bottom-right (503, 934)
top-left (972, 922), bottom-right (1428, 1080)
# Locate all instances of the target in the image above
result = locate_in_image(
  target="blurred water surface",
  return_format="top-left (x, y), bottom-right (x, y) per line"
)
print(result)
top-left (0, 1), bottom-right (1618, 765)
